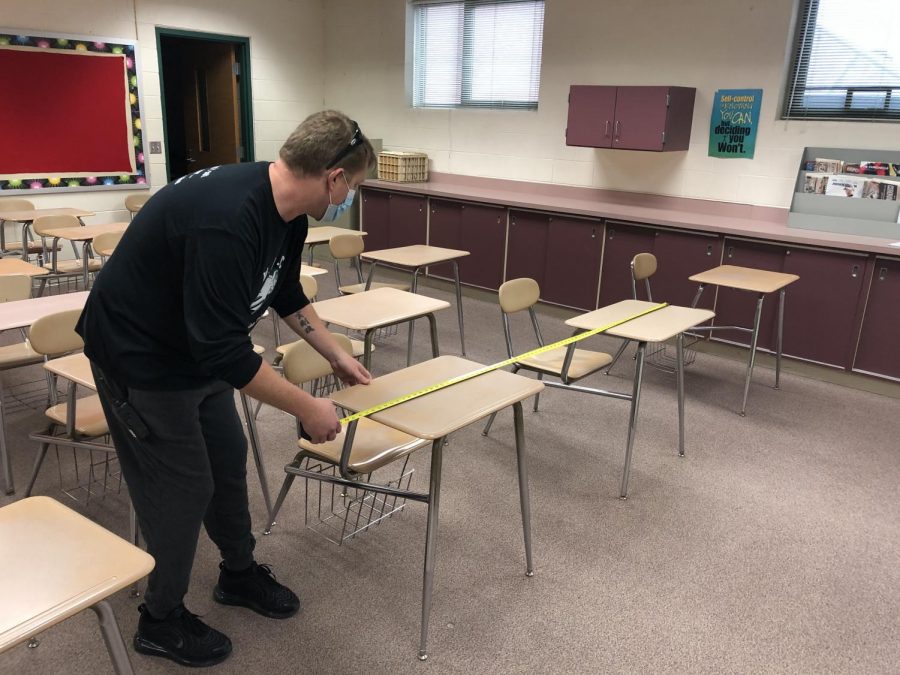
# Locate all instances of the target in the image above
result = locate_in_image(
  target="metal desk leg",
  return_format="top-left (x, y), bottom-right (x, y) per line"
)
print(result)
top-left (620, 342), bottom-right (646, 499)
top-left (775, 289), bottom-right (785, 390)
top-left (91, 600), bottom-right (135, 675)
top-left (690, 283), bottom-right (706, 309)
top-left (676, 333), bottom-right (685, 457)
top-left (83, 241), bottom-right (92, 288)
top-left (513, 401), bottom-right (534, 576)
top-left (239, 393), bottom-right (273, 524)
top-left (0, 379), bottom-right (14, 494)
top-left (426, 313), bottom-right (440, 360)
top-left (740, 294), bottom-right (765, 417)
top-left (418, 437), bottom-right (444, 662)
top-left (452, 260), bottom-right (466, 356)
top-left (363, 330), bottom-right (375, 371)
top-left (406, 266), bottom-right (422, 366)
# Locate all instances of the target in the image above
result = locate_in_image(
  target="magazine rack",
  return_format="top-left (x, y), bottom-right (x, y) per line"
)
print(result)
top-left (789, 146), bottom-right (900, 239)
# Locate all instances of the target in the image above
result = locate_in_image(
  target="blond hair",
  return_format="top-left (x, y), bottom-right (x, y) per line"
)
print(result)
top-left (279, 110), bottom-right (375, 177)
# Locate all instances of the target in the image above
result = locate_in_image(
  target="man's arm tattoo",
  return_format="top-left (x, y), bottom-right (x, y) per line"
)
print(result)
top-left (297, 314), bottom-right (315, 335)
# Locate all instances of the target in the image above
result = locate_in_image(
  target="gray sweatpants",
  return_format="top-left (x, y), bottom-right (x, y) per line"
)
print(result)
top-left (91, 364), bottom-right (256, 618)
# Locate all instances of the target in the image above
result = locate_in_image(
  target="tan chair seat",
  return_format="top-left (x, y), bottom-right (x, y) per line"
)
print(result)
top-left (298, 417), bottom-right (429, 474)
top-left (2, 241), bottom-right (58, 254)
top-left (277, 338), bottom-right (367, 359)
top-left (338, 280), bottom-right (410, 295)
top-left (253, 344), bottom-right (265, 355)
top-left (0, 341), bottom-right (42, 369)
top-left (42, 259), bottom-right (103, 274)
top-left (45, 395), bottom-right (109, 437)
top-left (517, 347), bottom-right (613, 380)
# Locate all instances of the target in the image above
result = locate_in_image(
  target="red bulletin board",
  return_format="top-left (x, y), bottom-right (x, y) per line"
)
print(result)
top-left (0, 31), bottom-right (147, 192)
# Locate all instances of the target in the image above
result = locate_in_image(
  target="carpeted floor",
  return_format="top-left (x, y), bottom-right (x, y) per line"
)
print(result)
top-left (2, 268), bottom-right (899, 674)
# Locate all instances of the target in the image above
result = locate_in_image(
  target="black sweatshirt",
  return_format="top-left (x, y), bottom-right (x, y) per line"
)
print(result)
top-left (76, 162), bottom-right (309, 390)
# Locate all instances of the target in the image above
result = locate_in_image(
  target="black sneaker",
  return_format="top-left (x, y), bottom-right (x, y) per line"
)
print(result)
top-left (134, 603), bottom-right (232, 668)
top-left (213, 561), bottom-right (301, 619)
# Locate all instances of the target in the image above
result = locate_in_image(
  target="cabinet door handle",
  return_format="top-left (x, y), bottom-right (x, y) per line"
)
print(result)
top-left (878, 266), bottom-right (888, 281)
top-left (609, 228), bottom-right (616, 240)
top-left (726, 246), bottom-right (734, 258)
top-left (614, 120), bottom-right (620, 142)
top-left (605, 120), bottom-right (610, 137)
top-left (851, 264), bottom-right (860, 279)
top-left (591, 228), bottom-right (596, 239)
top-left (706, 244), bottom-right (713, 256)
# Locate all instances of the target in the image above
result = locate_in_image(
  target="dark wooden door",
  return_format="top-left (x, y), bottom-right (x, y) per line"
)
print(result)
top-left (613, 86), bottom-right (669, 151)
top-left (652, 229), bottom-right (722, 309)
top-left (182, 41), bottom-right (239, 171)
top-left (543, 215), bottom-right (603, 309)
top-left (458, 203), bottom-right (506, 289)
top-left (597, 221), bottom-right (656, 306)
top-left (712, 239), bottom-right (784, 350)
top-left (566, 85), bottom-right (617, 148)
top-left (781, 247), bottom-right (868, 367)
top-left (854, 257), bottom-right (900, 378)
top-left (360, 188), bottom-right (390, 251)
top-left (506, 210), bottom-right (549, 289)
top-left (388, 193), bottom-right (427, 248)
top-left (427, 199), bottom-right (462, 279)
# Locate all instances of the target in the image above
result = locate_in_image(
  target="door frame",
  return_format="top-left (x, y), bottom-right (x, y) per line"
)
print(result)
top-left (155, 27), bottom-right (255, 181)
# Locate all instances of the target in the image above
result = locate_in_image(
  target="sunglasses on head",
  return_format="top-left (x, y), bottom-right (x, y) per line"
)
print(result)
top-left (326, 121), bottom-right (364, 170)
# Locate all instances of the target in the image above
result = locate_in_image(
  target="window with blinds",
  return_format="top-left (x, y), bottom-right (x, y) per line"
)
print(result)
top-left (784, 0), bottom-right (900, 121)
top-left (411, 0), bottom-right (545, 109)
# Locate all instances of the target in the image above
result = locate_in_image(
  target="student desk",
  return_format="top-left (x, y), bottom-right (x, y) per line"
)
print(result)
top-left (0, 496), bottom-right (153, 675)
top-left (304, 225), bottom-right (367, 265)
top-left (0, 258), bottom-right (48, 278)
top-left (0, 291), bottom-right (89, 494)
top-left (0, 208), bottom-right (95, 262)
top-left (565, 300), bottom-right (715, 498)
top-left (362, 244), bottom-right (470, 359)
top-left (326, 354), bottom-right (543, 660)
top-left (688, 264), bottom-right (799, 416)
top-left (39, 222), bottom-right (129, 288)
top-left (312, 287), bottom-right (450, 370)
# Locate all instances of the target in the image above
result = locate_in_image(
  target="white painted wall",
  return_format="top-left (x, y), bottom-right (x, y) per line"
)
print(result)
top-left (2, 0), bottom-right (325, 221)
top-left (322, 0), bottom-right (898, 209)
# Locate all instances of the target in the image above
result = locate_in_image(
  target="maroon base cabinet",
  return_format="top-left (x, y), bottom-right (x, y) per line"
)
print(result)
top-left (506, 211), bottom-right (550, 290)
top-left (360, 188), bottom-right (390, 251)
top-left (598, 222), bottom-right (655, 306)
top-left (853, 257), bottom-right (900, 379)
top-left (360, 188), bottom-right (427, 251)
top-left (429, 199), bottom-right (506, 290)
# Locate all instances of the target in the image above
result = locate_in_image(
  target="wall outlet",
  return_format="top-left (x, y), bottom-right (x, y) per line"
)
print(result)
top-left (149, 141), bottom-right (162, 154)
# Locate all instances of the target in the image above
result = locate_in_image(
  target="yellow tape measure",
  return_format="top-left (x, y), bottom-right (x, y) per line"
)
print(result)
top-left (339, 302), bottom-right (668, 425)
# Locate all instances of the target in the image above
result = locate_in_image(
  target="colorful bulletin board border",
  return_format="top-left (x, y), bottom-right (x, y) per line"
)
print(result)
top-left (708, 89), bottom-right (763, 159)
top-left (0, 29), bottom-right (148, 193)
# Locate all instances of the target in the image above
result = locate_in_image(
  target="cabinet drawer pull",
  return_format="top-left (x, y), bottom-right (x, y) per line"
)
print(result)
top-left (879, 266), bottom-right (888, 281)
top-left (851, 264), bottom-right (860, 279)
top-left (706, 244), bottom-right (713, 256)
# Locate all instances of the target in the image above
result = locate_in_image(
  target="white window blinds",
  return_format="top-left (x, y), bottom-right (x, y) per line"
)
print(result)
top-left (412, 0), bottom-right (545, 109)
top-left (784, 0), bottom-right (900, 120)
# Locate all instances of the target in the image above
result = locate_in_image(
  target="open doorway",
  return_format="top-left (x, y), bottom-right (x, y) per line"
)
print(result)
top-left (156, 29), bottom-right (254, 182)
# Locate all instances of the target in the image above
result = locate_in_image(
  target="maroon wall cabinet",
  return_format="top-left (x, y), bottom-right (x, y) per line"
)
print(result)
top-left (566, 85), bottom-right (695, 152)
top-left (854, 257), bottom-right (900, 379)
top-left (360, 188), bottom-right (390, 251)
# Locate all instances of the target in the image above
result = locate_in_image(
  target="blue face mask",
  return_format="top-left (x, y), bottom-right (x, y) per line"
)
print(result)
top-left (321, 173), bottom-right (356, 222)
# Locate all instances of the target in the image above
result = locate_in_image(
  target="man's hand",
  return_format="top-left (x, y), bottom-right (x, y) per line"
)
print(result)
top-left (298, 397), bottom-right (343, 444)
top-left (331, 351), bottom-right (371, 386)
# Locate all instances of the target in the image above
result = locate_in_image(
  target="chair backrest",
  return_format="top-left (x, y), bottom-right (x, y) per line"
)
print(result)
top-left (124, 193), bottom-right (150, 214)
top-left (329, 233), bottom-right (365, 260)
top-left (299, 273), bottom-right (318, 300)
top-left (498, 278), bottom-right (540, 314)
top-left (92, 230), bottom-right (124, 256)
top-left (282, 332), bottom-right (353, 385)
top-left (0, 198), bottom-right (34, 214)
top-left (630, 252), bottom-right (657, 301)
top-left (0, 275), bottom-right (32, 302)
top-left (28, 309), bottom-right (84, 356)
top-left (32, 214), bottom-right (80, 236)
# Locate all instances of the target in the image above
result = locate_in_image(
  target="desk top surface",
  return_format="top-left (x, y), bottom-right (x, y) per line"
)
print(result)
top-left (0, 208), bottom-right (94, 222)
top-left (305, 226), bottom-right (367, 245)
top-left (0, 496), bottom-right (154, 651)
top-left (0, 291), bottom-right (89, 331)
top-left (300, 264), bottom-right (329, 277)
top-left (331, 355), bottom-right (544, 439)
top-left (40, 222), bottom-right (128, 242)
top-left (688, 264), bottom-right (800, 293)
top-left (566, 300), bottom-right (715, 343)
top-left (44, 352), bottom-right (95, 390)
top-left (0, 258), bottom-right (48, 277)
top-left (362, 244), bottom-right (471, 266)
top-left (313, 287), bottom-right (450, 330)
